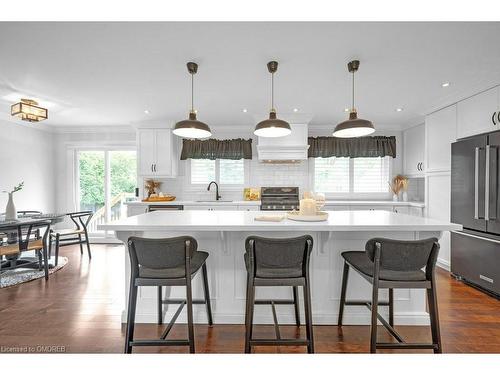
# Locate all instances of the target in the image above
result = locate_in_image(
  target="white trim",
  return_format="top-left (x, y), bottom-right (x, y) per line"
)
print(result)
top-left (437, 257), bottom-right (451, 271)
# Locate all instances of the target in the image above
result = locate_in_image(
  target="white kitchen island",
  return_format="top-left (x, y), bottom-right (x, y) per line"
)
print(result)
top-left (99, 210), bottom-right (460, 326)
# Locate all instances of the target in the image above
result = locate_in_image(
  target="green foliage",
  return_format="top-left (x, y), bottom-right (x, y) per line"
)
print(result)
top-left (2, 181), bottom-right (24, 194)
top-left (79, 151), bottom-right (136, 209)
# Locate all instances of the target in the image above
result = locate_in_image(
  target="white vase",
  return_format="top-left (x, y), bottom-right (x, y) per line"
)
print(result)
top-left (5, 192), bottom-right (17, 220)
top-left (402, 191), bottom-right (408, 202)
top-left (392, 193), bottom-right (398, 202)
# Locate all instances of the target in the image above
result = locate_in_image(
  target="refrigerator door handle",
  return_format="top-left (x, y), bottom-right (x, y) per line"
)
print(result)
top-left (486, 145), bottom-right (490, 221)
top-left (452, 230), bottom-right (500, 245)
top-left (475, 146), bottom-right (480, 219)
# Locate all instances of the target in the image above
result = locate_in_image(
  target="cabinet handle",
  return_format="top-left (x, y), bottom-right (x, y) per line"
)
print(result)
top-left (151, 164), bottom-right (154, 172)
top-left (498, 111), bottom-right (500, 124)
top-left (154, 164), bottom-right (156, 172)
top-left (493, 112), bottom-right (497, 126)
top-left (416, 162), bottom-right (420, 171)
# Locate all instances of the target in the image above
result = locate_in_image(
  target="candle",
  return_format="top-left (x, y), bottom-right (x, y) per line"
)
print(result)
top-left (300, 198), bottom-right (317, 216)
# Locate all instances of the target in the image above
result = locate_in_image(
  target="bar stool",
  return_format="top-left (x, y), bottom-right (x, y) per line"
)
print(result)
top-left (337, 237), bottom-right (442, 353)
top-left (244, 235), bottom-right (314, 353)
top-left (125, 236), bottom-right (213, 353)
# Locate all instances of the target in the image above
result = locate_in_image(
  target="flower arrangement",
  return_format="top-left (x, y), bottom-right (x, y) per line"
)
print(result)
top-left (144, 179), bottom-right (161, 198)
top-left (2, 181), bottom-right (24, 194)
top-left (388, 175), bottom-right (408, 196)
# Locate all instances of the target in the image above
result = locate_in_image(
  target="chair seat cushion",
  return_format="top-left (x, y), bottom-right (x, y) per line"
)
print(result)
top-left (244, 253), bottom-right (303, 278)
top-left (51, 228), bottom-right (84, 236)
top-left (341, 251), bottom-right (426, 282)
top-left (138, 251), bottom-right (208, 279)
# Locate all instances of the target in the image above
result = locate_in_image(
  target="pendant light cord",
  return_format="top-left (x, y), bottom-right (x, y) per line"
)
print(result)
top-left (351, 71), bottom-right (355, 110)
top-left (271, 72), bottom-right (275, 111)
top-left (191, 73), bottom-right (194, 112)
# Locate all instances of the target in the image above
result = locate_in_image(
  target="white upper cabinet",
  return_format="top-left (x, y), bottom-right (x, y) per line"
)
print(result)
top-left (425, 104), bottom-right (457, 172)
top-left (137, 128), bottom-right (178, 177)
top-left (457, 86), bottom-right (500, 139)
top-left (403, 123), bottom-right (425, 176)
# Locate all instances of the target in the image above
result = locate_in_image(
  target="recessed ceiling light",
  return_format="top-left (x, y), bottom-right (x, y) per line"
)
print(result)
top-left (395, 107), bottom-right (403, 112)
top-left (441, 82), bottom-right (450, 87)
top-left (144, 109), bottom-right (150, 114)
top-left (293, 108), bottom-right (299, 112)
top-left (344, 108), bottom-right (350, 112)
top-left (242, 108), bottom-right (248, 113)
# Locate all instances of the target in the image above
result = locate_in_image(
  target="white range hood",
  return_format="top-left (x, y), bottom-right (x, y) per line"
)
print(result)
top-left (257, 123), bottom-right (309, 162)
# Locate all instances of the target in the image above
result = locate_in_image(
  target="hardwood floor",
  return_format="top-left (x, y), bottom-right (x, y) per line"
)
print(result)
top-left (1, 244), bottom-right (499, 353)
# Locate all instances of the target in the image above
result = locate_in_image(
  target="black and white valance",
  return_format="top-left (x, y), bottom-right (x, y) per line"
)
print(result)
top-left (180, 138), bottom-right (253, 160)
top-left (308, 136), bottom-right (396, 158)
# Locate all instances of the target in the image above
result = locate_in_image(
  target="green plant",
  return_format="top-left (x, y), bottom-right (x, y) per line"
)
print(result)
top-left (2, 181), bottom-right (24, 194)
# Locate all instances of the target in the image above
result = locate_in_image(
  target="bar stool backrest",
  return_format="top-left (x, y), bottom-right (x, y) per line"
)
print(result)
top-left (365, 237), bottom-right (440, 278)
top-left (245, 235), bottom-right (313, 278)
top-left (127, 236), bottom-right (197, 278)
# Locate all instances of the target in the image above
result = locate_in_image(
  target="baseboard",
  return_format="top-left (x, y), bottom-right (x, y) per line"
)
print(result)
top-left (436, 258), bottom-right (450, 271)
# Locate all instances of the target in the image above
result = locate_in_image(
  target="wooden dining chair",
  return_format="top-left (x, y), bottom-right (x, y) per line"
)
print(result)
top-left (0, 220), bottom-right (52, 280)
top-left (48, 211), bottom-right (93, 266)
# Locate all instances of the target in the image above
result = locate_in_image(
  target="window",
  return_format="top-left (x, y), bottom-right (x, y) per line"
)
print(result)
top-left (313, 156), bottom-right (391, 195)
top-left (77, 149), bottom-right (136, 237)
top-left (190, 159), bottom-right (245, 186)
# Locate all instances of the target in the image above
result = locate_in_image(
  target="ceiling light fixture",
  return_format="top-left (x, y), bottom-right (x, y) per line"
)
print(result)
top-left (395, 107), bottom-right (404, 112)
top-left (144, 109), bottom-right (150, 114)
top-left (333, 60), bottom-right (375, 138)
top-left (293, 108), bottom-right (299, 113)
top-left (254, 61), bottom-right (291, 138)
top-left (242, 108), bottom-right (248, 113)
top-left (344, 108), bottom-right (350, 112)
top-left (11, 98), bottom-right (48, 122)
top-left (173, 62), bottom-right (212, 139)
top-left (441, 82), bottom-right (450, 88)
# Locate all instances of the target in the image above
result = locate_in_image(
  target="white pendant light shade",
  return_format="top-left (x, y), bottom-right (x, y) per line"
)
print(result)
top-left (333, 60), bottom-right (375, 138)
top-left (254, 61), bottom-right (291, 137)
top-left (174, 62), bottom-right (212, 139)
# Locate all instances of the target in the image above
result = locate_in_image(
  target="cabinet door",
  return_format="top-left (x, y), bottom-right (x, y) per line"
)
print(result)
top-left (238, 206), bottom-right (259, 211)
top-left (427, 174), bottom-right (452, 265)
top-left (137, 130), bottom-right (156, 176)
top-left (457, 86), bottom-right (499, 139)
top-left (425, 105), bottom-right (457, 172)
top-left (394, 206), bottom-right (409, 214)
top-left (404, 124), bottom-right (425, 175)
top-left (324, 205), bottom-right (350, 211)
top-left (154, 129), bottom-right (173, 176)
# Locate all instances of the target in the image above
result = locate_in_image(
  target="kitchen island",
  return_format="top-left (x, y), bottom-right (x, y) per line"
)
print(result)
top-left (100, 210), bottom-right (460, 326)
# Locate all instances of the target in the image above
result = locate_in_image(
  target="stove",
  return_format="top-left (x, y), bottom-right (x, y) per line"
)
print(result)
top-left (260, 187), bottom-right (299, 211)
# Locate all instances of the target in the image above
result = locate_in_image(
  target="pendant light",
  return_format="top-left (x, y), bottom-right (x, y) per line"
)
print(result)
top-left (332, 60), bottom-right (375, 138)
top-left (254, 61), bottom-right (291, 138)
top-left (173, 62), bottom-right (212, 139)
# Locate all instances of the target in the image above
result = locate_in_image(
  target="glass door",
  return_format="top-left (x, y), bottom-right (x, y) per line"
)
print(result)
top-left (77, 149), bottom-right (136, 238)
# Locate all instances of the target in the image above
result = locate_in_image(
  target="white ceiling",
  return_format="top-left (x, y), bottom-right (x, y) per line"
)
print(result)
top-left (1, 22), bottom-right (500, 130)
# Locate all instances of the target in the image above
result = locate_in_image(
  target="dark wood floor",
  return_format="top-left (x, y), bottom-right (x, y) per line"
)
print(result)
top-left (1, 244), bottom-right (499, 353)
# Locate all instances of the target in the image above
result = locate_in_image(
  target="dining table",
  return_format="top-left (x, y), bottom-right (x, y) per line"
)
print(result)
top-left (0, 213), bottom-right (66, 270)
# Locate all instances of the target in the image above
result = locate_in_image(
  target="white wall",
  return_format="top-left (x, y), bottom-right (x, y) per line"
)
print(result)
top-left (0, 119), bottom-right (55, 213)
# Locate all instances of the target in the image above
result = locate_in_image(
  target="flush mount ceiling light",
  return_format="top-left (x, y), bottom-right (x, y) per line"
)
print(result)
top-left (173, 62), bottom-right (212, 139)
top-left (11, 98), bottom-right (48, 122)
top-left (395, 107), bottom-right (404, 112)
top-left (333, 60), bottom-right (375, 138)
top-left (441, 82), bottom-right (450, 87)
top-left (254, 61), bottom-right (291, 138)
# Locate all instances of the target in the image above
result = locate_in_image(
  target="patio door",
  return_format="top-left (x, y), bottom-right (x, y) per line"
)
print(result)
top-left (76, 149), bottom-right (136, 238)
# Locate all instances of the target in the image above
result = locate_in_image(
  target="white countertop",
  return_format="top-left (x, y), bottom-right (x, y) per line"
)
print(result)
top-left (100, 210), bottom-right (458, 232)
top-left (125, 200), bottom-right (425, 207)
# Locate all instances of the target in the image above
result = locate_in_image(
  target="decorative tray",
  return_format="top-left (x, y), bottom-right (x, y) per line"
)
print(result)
top-left (287, 211), bottom-right (329, 222)
top-left (142, 196), bottom-right (176, 202)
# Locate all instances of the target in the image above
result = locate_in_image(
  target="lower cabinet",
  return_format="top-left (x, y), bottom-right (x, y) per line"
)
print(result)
top-left (238, 206), bottom-right (259, 211)
top-left (184, 205), bottom-right (238, 211)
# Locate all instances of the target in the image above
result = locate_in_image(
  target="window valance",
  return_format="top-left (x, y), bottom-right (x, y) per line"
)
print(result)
top-left (180, 138), bottom-right (253, 160)
top-left (308, 136), bottom-right (396, 158)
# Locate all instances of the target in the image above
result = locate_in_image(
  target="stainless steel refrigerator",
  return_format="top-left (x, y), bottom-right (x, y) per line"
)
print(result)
top-left (451, 131), bottom-right (500, 297)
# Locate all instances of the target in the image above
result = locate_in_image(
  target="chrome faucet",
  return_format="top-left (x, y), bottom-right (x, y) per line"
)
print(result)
top-left (207, 181), bottom-right (221, 201)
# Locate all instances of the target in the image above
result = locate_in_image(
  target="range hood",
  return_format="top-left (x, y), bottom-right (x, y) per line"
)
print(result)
top-left (257, 123), bottom-right (309, 162)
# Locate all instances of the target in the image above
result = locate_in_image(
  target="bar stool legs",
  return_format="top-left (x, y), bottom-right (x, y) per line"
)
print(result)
top-left (303, 277), bottom-right (314, 353)
top-left (338, 261), bottom-right (350, 327)
top-left (201, 264), bottom-right (213, 326)
top-left (157, 286), bottom-right (163, 325)
top-left (244, 276), bottom-right (255, 354)
top-left (124, 282), bottom-right (138, 354)
top-left (292, 286), bottom-right (300, 327)
top-left (427, 277), bottom-right (442, 353)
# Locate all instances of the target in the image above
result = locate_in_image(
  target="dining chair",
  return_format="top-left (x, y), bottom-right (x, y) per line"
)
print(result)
top-left (48, 211), bottom-right (93, 266)
top-left (0, 220), bottom-right (52, 280)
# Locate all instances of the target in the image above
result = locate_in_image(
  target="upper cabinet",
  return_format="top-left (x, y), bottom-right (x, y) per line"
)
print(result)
top-left (425, 104), bottom-right (457, 172)
top-left (403, 123), bottom-right (425, 176)
top-left (137, 128), bottom-right (178, 177)
top-left (457, 86), bottom-right (500, 139)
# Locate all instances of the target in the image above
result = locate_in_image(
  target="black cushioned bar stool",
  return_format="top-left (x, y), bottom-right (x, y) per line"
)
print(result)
top-left (338, 237), bottom-right (442, 353)
top-left (244, 235), bottom-right (314, 353)
top-left (125, 236), bottom-right (213, 353)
